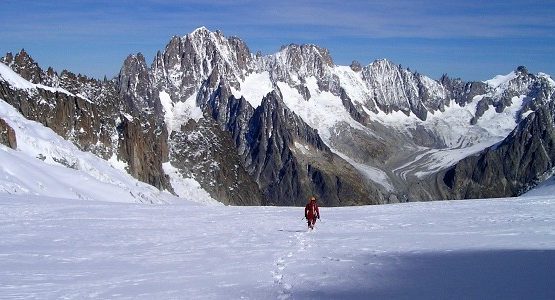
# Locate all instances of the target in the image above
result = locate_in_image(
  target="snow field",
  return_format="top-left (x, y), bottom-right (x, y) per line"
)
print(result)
top-left (231, 71), bottom-right (274, 108)
top-left (0, 194), bottom-right (553, 299)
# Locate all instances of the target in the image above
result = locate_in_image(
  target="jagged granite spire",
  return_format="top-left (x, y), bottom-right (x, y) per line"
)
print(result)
top-left (151, 27), bottom-right (252, 102)
top-left (118, 53), bottom-right (157, 113)
top-left (1, 49), bottom-right (44, 84)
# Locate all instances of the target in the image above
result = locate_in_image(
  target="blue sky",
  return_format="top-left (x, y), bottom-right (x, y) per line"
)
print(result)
top-left (1, 0), bottom-right (554, 81)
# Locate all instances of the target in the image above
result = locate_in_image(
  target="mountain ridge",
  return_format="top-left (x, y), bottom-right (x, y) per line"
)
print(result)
top-left (2, 27), bottom-right (555, 205)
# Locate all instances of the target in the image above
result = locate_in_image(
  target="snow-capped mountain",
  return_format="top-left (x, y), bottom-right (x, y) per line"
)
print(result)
top-left (2, 27), bottom-right (555, 205)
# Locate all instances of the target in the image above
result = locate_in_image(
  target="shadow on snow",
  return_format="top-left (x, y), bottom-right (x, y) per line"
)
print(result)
top-left (293, 249), bottom-right (555, 300)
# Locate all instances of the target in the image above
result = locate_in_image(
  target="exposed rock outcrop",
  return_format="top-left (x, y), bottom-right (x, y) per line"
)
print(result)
top-left (170, 116), bottom-right (264, 205)
top-left (1, 49), bottom-right (44, 84)
top-left (0, 117), bottom-right (17, 149)
top-left (117, 114), bottom-right (171, 190)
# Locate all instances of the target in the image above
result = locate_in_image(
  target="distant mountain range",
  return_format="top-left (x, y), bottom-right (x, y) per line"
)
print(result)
top-left (1, 27), bottom-right (554, 206)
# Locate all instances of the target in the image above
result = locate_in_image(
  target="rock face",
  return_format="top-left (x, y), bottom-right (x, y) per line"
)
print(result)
top-left (170, 116), bottom-right (264, 205)
top-left (151, 27), bottom-right (251, 102)
top-left (233, 90), bottom-right (381, 206)
top-left (117, 114), bottom-right (171, 191)
top-left (190, 70), bottom-right (382, 205)
top-left (0, 117), bottom-right (17, 149)
top-left (0, 51), bottom-right (172, 192)
top-left (2, 27), bottom-right (555, 206)
top-left (145, 29), bottom-right (388, 205)
top-left (118, 53), bottom-right (159, 114)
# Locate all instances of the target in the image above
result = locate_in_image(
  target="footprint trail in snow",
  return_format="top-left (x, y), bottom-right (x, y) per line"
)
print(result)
top-left (271, 228), bottom-right (317, 299)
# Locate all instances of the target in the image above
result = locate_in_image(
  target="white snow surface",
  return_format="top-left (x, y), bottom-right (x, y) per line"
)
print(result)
top-left (266, 65), bottom-right (528, 185)
top-left (162, 162), bottom-right (220, 206)
top-left (231, 71), bottom-right (274, 108)
top-left (159, 91), bottom-right (203, 134)
top-left (0, 193), bottom-right (553, 299)
top-left (334, 151), bottom-right (394, 191)
top-left (0, 62), bottom-right (92, 103)
top-left (385, 95), bottom-right (525, 178)
top-left (333, 66), bottom-right (372, 106)
top-left (0, 63), bottom-right (35, 90)
top-left (0, 98), bottom-right (194, 205)
top-left (485, 71), bottom-right (518, 89)
top-left (277, 78), bottom-right (367, 142)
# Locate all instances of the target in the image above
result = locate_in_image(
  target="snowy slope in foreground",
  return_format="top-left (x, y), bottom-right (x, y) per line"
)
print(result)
top-left (1, 194), bottom-right (553, 299)
top-left (0, 98), bottom-right (215, 205)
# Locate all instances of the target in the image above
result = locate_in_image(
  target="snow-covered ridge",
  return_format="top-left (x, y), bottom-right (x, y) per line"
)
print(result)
top-left (0, 62), bottom-right (35, 90)
top-left (5, 27), bottom-right (555, 204)
top-left (0, 62), bottom-right (92, 103)
top-left (151, 28), bottom-right (547, 128)
top-left (1, 50), bottom-right (218, 205)
top-left (0, 98), bottom-right (185, 204)
top-left (484, 71), bottom-right (518, 89)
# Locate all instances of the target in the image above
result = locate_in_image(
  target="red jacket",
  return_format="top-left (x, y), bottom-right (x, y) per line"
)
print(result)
top-left (305, 200), bottom-right (320, 220)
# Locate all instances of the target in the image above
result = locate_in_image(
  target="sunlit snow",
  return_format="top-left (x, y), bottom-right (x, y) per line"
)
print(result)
top-left (159, 91), bottom-right (202, 134)
top-left (0, 193), bottom-right (553, 299)
top-left (231, 71), bottom-right (274, 108)
top-left (485, 71), bottom-right (518, 89)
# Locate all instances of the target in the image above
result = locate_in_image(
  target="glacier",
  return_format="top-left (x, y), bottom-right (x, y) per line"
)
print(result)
top-left (0, 192), bottom-right (553, 299)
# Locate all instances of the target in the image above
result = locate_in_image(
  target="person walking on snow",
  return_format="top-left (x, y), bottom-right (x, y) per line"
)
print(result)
top-left (305, 196), bottom-right (320, 230)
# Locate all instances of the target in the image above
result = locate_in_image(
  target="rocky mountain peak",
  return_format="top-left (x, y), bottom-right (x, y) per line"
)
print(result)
top-left (119, 53), bottom-right (149, 93)
top-left (363, 58), bottom-right (406, 88)
top-left (359, 58), bottom-right (453, 120)
top-left (118, 53), bottom-right (155, 113)
top-left (367, 58), bottom-right (398, 72)
top-left (190, 26), bottom-right (210, 36)
top-left (151, 27), bottom-right (251, 102)
top-left (4, 29), bottom-right (555, 206)
top-left (350, 60), bottom-right (362, 72)
top-left (515, 65), bottom-right (529, 76)
top-left (0, 52), bottom-right (14, 66)
top-left (361, 58), bottom-right (416, 115)
top-left (256, 43), bottom-right (337, 96)
top-left (277, 44), bottom-right (334, 67)
top-left (270, 44), bottom-right (334, 78)
top-left (1, 49), bottom-right (44, 84)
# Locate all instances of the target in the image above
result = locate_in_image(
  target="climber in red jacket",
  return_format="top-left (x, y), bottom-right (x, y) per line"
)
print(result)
top-left (305, 196), bottom-right (320, 230)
